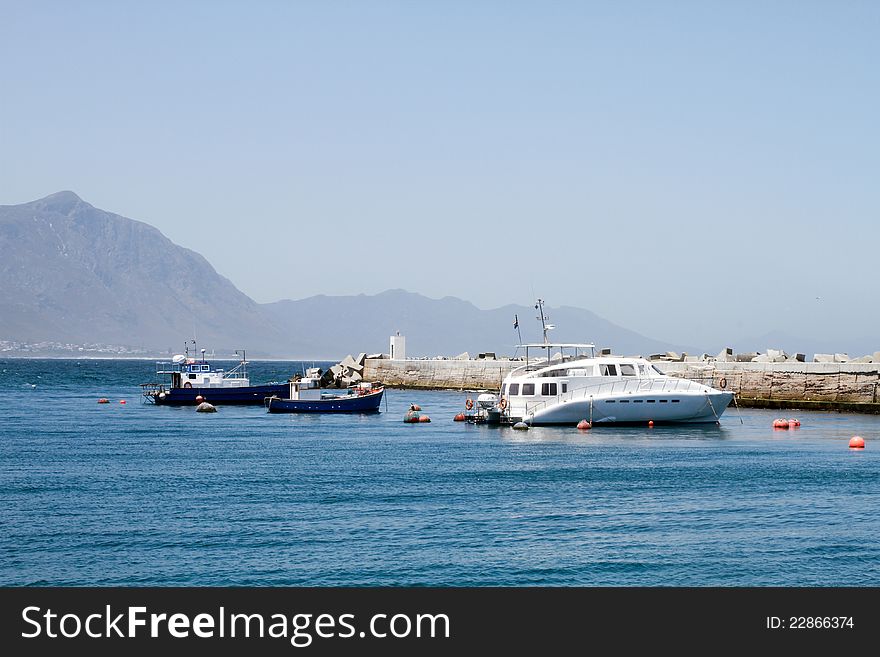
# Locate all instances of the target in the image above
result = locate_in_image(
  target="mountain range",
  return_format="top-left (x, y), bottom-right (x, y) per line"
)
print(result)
top-left (0, 191), bottom-right (702, 358)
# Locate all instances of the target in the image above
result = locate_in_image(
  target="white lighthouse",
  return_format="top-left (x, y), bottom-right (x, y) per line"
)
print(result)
top-left (390, 332), bottom-right (406, 360)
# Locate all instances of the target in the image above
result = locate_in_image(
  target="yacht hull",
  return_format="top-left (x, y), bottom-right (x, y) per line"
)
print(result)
top-left (517, 391), bottom-right (735, 425)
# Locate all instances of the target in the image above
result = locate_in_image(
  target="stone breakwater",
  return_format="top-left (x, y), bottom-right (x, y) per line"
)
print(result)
top-left (362, 358), bottom-right (880, 413)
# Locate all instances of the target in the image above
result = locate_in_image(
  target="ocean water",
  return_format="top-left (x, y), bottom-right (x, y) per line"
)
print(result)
top-left (1, 358), bottom-right (878, 586)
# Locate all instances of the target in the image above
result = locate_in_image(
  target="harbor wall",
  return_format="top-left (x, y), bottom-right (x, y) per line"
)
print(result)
top-left (363, 358), bottom-right (880, 412)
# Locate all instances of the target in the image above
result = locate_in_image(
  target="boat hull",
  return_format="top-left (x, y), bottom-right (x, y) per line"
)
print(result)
top-left (518, 391), bottom-right (735, 425)
top-left (266, 389), bottom-right (384, 413)
top-left (153, 383), bottom-right (289, 406)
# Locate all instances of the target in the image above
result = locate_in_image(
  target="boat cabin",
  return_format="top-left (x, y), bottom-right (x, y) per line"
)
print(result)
top-left (155, 354), bottom-right (249, 389)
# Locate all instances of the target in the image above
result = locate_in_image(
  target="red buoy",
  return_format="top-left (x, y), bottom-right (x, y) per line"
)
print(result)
top-left (119, 400), bottom-right (126, 404)
top-left (98, 398), bottom-right (109, 404)
top-left (849, 436), bottom-right (865, 449)
top-left (648, 420), bottom-right (654, 428)
top-left (772, 418), bottom-right (789, 429)
top-left (195, 395), bottom-right (204, 403)
top-left (418, 415), bottom-right (431, 423)
top-left (454, 413), bottom-right (466, 422)
top-left (576, 419), bottom-right (591, 431)
top-left (789, 418), bottom-right (801, 427)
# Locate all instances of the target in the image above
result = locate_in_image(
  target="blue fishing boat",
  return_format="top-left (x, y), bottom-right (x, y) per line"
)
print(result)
top-left (265, 371), bottom-right (384, 413)
top-left (141, 345), bottom-right (287, 406)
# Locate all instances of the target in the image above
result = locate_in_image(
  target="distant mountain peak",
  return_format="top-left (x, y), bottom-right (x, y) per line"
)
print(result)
top-left (32, 190), bottom-right (87, 214)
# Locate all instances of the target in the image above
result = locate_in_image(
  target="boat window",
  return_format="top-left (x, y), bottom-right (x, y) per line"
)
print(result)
top-left (188, 374), bottom-right (196, 380)
top-left (601, 364), bottom-right (618, 376)
top-left (659, 399), bottom-right (668, 403)
top-left (541, 382), bottom-right (557, 396)
top-left (620, 364), bottom-right (636, 377)
top-left (638, 364), bottom-right (649, 376)
top-left (542, 368), bottom-right (566, 378)
top-left (201, 365), bottom-right (210, 371)
top-left (651, 365), bottom-right (665, 376)
top-left (521, 383), bottom-right (535, 396)
top-left (561, 383), bottom-right (568, 393)
top-left (566, 368), bottom-right (591, 377)
top-left (509, 383), bottom-right (520, 396)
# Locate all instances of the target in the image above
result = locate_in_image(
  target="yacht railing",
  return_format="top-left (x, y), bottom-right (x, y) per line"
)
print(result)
top-left (515, 377), bottom-right (714, 418)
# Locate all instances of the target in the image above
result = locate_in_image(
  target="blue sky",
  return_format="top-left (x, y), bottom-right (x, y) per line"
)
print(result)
top-left (1, 1), bottom-right (878, 350)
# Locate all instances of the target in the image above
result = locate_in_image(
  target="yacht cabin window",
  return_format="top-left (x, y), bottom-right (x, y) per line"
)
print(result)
top-left (509, 383), bottom-right (520, 396)
top-left (601, 364), bottom-right (618, 376)
top-left (541, 382), bottom-right (557, 396)
top-left (620, 364), bottom-right (636, 376)
top-left (201, 365), bottom-right (210, 371)
top-left (561, 383), bottom-right (568, 393)
top-left (521, 383), bottom-right (535, 396)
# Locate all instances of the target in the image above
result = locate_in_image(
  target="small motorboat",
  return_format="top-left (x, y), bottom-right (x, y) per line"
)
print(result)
top-left (265, 371), bottom-right (384, 414)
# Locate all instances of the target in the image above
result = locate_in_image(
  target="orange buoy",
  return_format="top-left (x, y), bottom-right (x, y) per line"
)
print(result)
top-left (788, 418), bottom-right (801, 427)
top-left (195, 395), bottom-right (204, 403)
top-left (98, 398), bottom-right (109, 404)
top-left (772, 418), bottom-right (789, 429)
top-left (648, 420), bottom-right (654, 428)
top-left (418, 415), bottom-right (431, 423)
top-left (454, 413), bottom-right (466, 422)
top-left (576, 419), bottom-right (591, 431)
top-left (119, 400), bottom-right (126, 404)
top-left (849, 436), bottom-right (865, 449)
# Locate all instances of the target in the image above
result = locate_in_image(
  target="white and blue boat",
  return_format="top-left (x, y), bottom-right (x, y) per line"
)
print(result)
top-left (141, 346), bottom-right (287, 406)
top-left (265, 370), bottom-right (384, 414)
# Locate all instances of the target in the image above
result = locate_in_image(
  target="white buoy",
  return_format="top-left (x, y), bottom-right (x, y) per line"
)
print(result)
top-left (513, 421), bottom-right (529, 430)
top-left (196, 402), bottom-right (217, 413)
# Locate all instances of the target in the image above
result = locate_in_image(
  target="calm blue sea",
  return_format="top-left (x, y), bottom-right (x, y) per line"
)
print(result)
top-left (1, 358), bottom-right (878, 586)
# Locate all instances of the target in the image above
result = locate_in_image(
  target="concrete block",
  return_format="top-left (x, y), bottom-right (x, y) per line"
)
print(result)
top-left (648, 353), bottom-right (666, 361)
top-left (715, 348), bottom-right (734, 362)
top-left (736, 352), bottom-right (759, 362)
top-left (834, 353), bottom-right (850, 363)
top-left (850, 355), bottom-right (874, 364)
top-left (813, 354), bottom-right (834, 363)
top-left (752, 354), bottom-right (771, 363)
top-left (355, 353), bottom-right (367, 366)
top-left (366, 353), bottom-right (385, 360)
top-left (665, 352), bottom-right (680, 361)
top-left (454, 352), bottom-right (470, 360)
top-left (874, 351), bottom-right (880, 362)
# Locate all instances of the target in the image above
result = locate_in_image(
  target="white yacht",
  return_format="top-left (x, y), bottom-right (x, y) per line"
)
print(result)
top-left (497, 343), bottom-right (733, 425)
top-left (491, 300), bottom-right (734, 425)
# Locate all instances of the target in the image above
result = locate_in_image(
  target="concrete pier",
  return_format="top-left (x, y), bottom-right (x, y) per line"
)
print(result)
top-left (362, 358), bottom-right (880, 413)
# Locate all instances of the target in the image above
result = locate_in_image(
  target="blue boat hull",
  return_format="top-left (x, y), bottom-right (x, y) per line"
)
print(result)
top-left (153, 383), bottom-right (289, 406)
top-left (266, 389), bottom-right (384, 413)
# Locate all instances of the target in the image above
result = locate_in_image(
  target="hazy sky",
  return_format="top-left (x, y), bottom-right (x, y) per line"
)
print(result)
top-left (2, 1), bottom-right (878, 349)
